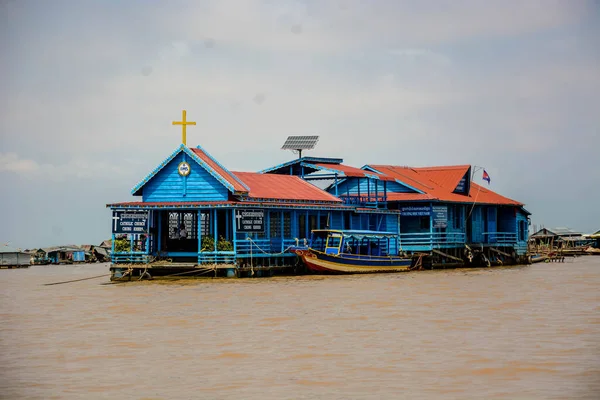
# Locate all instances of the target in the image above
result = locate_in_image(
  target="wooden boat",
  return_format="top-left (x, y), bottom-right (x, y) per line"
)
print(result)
top-left (290, 229), bottom-right (413, 274)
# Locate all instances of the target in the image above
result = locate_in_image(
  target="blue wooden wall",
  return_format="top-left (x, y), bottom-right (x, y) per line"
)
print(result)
top-left (142, 153), bottom-right (229, 202)
top-left (332, 178), bottom-right (415, 196)
top-left (470, 206), bottom-right (485, 243)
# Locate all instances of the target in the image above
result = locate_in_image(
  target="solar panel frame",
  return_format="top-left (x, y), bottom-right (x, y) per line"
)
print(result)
top-left (281, 135), bottom-right (319, 150)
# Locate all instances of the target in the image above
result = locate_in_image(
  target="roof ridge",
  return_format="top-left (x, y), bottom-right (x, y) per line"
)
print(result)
top-left (193, 146), bottom-right (250, 192)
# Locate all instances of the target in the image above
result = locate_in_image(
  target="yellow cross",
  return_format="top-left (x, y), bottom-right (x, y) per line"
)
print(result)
top-left (172, 110), bottom-right (196, 146)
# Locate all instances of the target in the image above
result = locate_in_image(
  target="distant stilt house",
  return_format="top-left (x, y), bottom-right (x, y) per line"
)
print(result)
top-left (0, 246), bottom-right (31, 268)
top-left (529, 227), bottom-right (590, 250)
top-left (587, 230), bottom-right (600, 250)
top-left (44, 246), bottom-right (86, 264)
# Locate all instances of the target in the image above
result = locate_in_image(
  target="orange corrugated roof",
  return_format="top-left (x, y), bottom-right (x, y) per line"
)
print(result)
top-left (190, 148), bottom-right (248, 193)
top-left (369, 165), bottom-right (522, 206)
top-left (233, 172), bottom-right (342, 203)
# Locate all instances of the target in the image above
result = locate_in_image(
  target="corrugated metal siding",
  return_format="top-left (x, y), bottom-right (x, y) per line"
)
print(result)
top-left (0, 252), bottom-right (30, 266)
top-left (143, 153), bottom-right (229, 202)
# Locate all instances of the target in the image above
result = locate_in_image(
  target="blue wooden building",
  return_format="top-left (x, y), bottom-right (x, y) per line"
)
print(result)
top-left (107, 144), bottom-right (401, 278)
top-left (261, 159), bottom-right (531, 266)
top-left (107, 111), bottom-right (531, 278)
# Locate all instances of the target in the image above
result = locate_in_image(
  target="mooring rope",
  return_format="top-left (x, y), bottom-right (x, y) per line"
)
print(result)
top-left (43, 274), bottom-right (111, 286)
top-left (245, 237), bottom-right (294, 255)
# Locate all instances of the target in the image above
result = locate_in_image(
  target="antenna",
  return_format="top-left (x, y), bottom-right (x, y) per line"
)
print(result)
top-left (281, 135), bottom-right (319, 158)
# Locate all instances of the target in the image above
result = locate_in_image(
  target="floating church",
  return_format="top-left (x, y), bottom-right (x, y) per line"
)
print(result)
top-left (107, 110), bottom-right (531, 279)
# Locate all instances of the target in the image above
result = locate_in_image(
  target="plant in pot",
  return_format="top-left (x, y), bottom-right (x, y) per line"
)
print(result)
top-left (217, 236), bottom-right (234, 263)
top-left (201, 236), bottom-right (215, 252)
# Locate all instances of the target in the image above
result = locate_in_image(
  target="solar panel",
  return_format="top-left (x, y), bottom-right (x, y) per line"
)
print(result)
top-left (281, 135), bottom-right (319, 150)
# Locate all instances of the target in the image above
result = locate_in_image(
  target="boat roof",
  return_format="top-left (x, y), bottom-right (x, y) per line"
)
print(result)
top-left (311, 229), bottom-right (398, 237)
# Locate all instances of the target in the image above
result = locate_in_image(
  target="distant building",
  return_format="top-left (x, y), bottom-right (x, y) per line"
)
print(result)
top-left (0, 246), bottom-right (31, 268)
top-left (44, 246), bottom-right (85, 264)
top-left (587, 230), bottom-right (600, 249)
top-left (529, 227), bottom-right (590, 247)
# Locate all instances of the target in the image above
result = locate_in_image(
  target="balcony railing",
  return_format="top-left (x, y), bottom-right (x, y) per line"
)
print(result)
top-left (398, 232), bottom-right (466, 248)
top-left (482, 232), bottom-right (517, 244)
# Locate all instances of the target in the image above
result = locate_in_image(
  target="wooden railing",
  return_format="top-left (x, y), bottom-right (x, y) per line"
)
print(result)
top-left (482, 232), bottom-right (517, 244)
top-left (398, 232), bottom-right (466, 248)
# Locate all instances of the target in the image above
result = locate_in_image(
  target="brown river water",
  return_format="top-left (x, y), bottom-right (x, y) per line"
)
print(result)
top-left (1, 257), bottom-right (599, 399)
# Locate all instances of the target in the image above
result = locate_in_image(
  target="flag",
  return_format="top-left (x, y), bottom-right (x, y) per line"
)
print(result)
top-left (482, 169), bottom-right (491, 185)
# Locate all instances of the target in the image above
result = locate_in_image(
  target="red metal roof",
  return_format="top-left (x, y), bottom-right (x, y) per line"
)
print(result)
top-left (107, 200), bottom-right (349, 209)
top-left (369, 165), bottom-right (522, 206)
top-left (190, 148), bottom-right (248, 193)
top-left (233, 172), bottom-right (342, 203)
top-left (310, 163), bottom-right (396, 181)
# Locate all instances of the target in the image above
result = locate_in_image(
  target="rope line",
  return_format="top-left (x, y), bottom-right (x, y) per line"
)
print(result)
top-left (43, 274), bottom-right (111, 286)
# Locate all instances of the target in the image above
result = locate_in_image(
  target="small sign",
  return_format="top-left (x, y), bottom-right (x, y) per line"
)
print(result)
top-left (178, 161), bottom-right (191, 177)
top-left (432, 205), bottom-right (448, 229)
top-left (112, 210), bottom-right (149, 234)
top-left (401, 206), bottom-right (431, 217)
top-left (235, 209), bottom-right (265, 233)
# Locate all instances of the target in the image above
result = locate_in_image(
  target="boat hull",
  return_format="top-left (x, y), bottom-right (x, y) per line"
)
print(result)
top-left (292, 249), bottom-right (412, 274)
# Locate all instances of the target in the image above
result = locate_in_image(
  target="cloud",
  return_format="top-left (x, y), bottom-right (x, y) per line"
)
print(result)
top-left (0, 152), bottom-right (135, 182)
top-left (154, 0), bottom-right (592, 53)
top-left (0, 153), bottom-right (40, 173)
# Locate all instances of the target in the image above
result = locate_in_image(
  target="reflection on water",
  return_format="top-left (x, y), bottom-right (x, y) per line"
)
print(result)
top-left (1, 258), bottom-right (599, 399)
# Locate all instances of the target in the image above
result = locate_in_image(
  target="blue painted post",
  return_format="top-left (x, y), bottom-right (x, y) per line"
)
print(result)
top-left (384, 181), bottom-right (387, 202)
top-left (213, 209), bottom-right (217, 252)
top-left (226, 209), bottom-right (230, 239)
top-left (429, 203), bottom-right (434, 249)
top-left (397, 214), bottom-right (401, 254)
top-left (280, 211), bottom-right (284, 252)
top-left (157, 211), bottom-right (162, 254)
top-left (375, 179), bottom-right (378, 207)
top-left (198, 210), bottom-right (202, 258)
top-left (231, 208), bottom-right (237, 256)
top-left (335, 173), bottom-right (338, 196)
top-left (111, 233), bottom-right (115, 263)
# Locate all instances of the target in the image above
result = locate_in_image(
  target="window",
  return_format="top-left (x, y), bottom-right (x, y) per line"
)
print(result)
top-left (270, 212), bottom-right (281, 237)
top-left (168, 211), bottom-right (198, 240)
top-left (283, 212), bottom-right (291, 237)
top-left (420, 216), bottom-right (430, 230)
top-left (326, 236), bottom-right (341, 248)
top-left (200, 212), bottom-right (210, 236)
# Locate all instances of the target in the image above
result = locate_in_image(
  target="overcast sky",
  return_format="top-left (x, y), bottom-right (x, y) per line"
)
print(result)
top-left (1, 0), bottom-right (599, 249)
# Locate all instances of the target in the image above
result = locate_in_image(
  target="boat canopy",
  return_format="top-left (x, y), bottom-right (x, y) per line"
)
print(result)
top-left (311, 229), bottom-right (398, 240)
